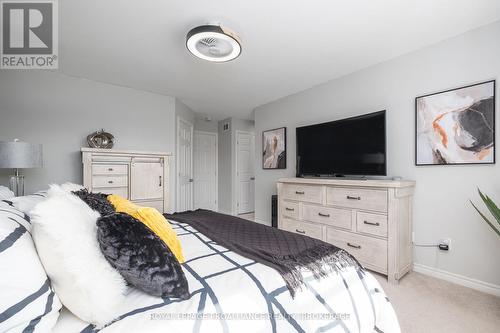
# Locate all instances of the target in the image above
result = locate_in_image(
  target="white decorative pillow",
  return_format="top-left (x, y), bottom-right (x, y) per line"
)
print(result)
top-left (31, 184), bottom-right (127, 328)
top-left (9, 192), bottom-right (47, 214)
top-left (0, 186), bottom-right (14, 200)
top-left (0, 200), bottom-right (62, 332)
top-left (9, 183), bottom-right (83, 215)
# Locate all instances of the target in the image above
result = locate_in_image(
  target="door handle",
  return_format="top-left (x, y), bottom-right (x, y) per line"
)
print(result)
top-left (363, 221), bottom-right (380, 226)
top-left (159, 176), bottom-right (162, 187)
top-left (346, 195), bottom-right (361, 200)
top-left (189, 178), bottom-right (194, 183)
top-left (347, 242), bottom-right (361, 249)
top-left (250, 177), bottom-right (255, 180)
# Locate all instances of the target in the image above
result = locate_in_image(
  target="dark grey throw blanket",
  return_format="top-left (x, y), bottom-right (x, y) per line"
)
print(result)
top-left (165, 209), bottom-right (361, 296)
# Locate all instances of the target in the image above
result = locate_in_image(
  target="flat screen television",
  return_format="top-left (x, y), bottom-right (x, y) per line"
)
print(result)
top-left (296, 110), bottom-right (386, 177)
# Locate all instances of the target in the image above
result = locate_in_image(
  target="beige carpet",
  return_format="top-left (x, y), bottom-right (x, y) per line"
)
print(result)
top-left (374, 271), bottom-right (500, 333)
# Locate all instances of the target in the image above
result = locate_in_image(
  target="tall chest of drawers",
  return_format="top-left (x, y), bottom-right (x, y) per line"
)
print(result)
top-left (82, 148), bottom-right (170, 213)
top-left (277, 178), bottom-right (415, 283)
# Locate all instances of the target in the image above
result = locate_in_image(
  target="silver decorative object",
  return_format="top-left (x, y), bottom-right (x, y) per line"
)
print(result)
top-left (0, 139), bottom-right (43, 196)
top-left (87, 129), bottom-right (115, 149)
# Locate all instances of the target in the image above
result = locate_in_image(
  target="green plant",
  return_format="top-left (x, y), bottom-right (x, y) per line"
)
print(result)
top-left (470, 189), bottom-right (500, 237)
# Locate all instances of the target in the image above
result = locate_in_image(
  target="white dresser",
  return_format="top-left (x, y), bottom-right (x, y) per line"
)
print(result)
top-left (82, 148), bottom-right (170, 213)
top-left (277, 177), bottom-right (415, 283)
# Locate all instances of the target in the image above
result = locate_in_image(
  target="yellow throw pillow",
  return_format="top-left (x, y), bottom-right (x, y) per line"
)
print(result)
top-left (107, 194), bottom-right (138, 216)
top-left (107, 195), bottom-right (185, 263)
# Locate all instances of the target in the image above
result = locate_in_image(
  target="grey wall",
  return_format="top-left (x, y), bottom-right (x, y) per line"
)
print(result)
top-left (194, 117), bottom-right (218, 133)
top-left (175, 99), bottom-right (195, 125)
top-left (0, 71), bottom-right (177, 211)
top-left (254, 21), bottom-right (500, 286)
top-left (218, 118), bottom-right (232, 213)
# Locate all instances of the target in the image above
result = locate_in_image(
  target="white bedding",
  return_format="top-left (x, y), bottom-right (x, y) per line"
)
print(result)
top-left (52, 221), bottom-right (399, 333)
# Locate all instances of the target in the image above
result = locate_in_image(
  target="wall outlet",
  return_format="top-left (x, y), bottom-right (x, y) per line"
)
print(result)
top-left (439, 238), bottom-right (451, 250)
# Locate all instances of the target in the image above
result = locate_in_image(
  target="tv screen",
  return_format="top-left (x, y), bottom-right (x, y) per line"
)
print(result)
top-left (296, 110), bottom-right (386, 176)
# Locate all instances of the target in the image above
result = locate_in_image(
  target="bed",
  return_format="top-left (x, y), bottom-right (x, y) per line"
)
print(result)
top-left (1, 196), bottom-right (399, 333)
top-left (51, 220), bottom-right (399, 333)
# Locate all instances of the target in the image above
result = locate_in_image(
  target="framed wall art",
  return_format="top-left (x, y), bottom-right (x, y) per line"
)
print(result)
top-left (262, 127), bottom-right (286, 169)
top-left (415, 80), bottom-right (495, 165)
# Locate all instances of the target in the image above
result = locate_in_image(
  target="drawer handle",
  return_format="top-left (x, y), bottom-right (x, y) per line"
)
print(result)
top-left (295, 191), bottom-right (305, 195)
top-left (363, 221), bottom-right (380, 226)
top-left (108, 180), bottom-right (114, 184)
top-left (346, 195), bottom-right (361, 200)
top-left (318, 212), bottom-right (330, 217)
top-left (295, 229), bottom-right (306, 234)
top-left (285, 207), bottom-right (295, 211)
top-left (108, 168), bottom-right (114, 171)
top-left (347, 242), bottom-right (361, 249)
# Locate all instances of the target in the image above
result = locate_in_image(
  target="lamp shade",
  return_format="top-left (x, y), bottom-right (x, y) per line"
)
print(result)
top-left (0, 141), bottom-right (43, 169)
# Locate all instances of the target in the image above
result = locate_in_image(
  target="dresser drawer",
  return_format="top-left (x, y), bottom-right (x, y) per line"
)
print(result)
top-left (326, 187), bottom-right (387, 212)
top-left (281, 200), bottom-right (299, 219)
top-left (302, 204), bottom-right (352, 230)
top-left (92, 164), bottom-right (128, 175)
top-left (326, 228), bottom-right (387, 272)
top-left (282, 184), bottom-right (323, 204)
top-left (282, 218), bottom-right (324, 241)
top-left (356, 212), bottom-right (388, 238)
top-left (92, 175), bottom-right (128, 188)
top-left (92, 186), bottom-right (128, 198)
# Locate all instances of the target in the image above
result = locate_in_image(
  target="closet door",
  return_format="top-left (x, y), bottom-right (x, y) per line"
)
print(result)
top-left (130, 162), bottom-right (163, 201)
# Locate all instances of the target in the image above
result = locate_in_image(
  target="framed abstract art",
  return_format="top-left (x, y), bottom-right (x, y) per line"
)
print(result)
top-left (262, 127), bottom-right (286, 169)
top-left (415, 80), bottom-right (495, 166)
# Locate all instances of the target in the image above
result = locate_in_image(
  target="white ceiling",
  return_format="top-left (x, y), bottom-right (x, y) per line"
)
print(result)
top-left (59, 0), bottom-right (500, 120)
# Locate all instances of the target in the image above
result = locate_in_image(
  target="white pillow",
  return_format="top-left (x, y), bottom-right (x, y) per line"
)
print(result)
top-left (9, 192), bottom-right (47, 214)
top-left (9, 183), bottom-right (84, 215)
top-left (0, 186), bottom-right (14, 200)
top-left (31, 184), bottom-right (127, 328)
top-left (0, 200), bottom-right (62, 333)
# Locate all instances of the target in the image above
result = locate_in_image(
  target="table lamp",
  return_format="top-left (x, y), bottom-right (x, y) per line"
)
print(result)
top-left (0, 139), bottom-right (43, 196)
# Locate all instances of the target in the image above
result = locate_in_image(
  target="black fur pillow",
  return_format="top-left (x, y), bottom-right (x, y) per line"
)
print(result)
top-left (96, 213), bottom-right (189, 299)
top-left (72, 189), bottom-right (115, 216)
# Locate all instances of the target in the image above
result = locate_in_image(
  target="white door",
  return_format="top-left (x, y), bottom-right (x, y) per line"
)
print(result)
top-left (193, 131), bottom-right (218, 211)
top-left (177, 117), bottom-right (193, 212)
top-left (236, 131), bottom-right (255, 214)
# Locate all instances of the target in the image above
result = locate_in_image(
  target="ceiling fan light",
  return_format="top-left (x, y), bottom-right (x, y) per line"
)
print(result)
top-left (186, 25), bottom-right (242, 62)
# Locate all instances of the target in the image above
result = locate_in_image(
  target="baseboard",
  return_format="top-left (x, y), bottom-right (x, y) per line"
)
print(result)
top-left (413, 263), bottom-right (500, 297)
